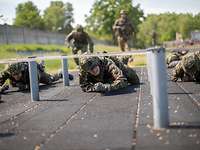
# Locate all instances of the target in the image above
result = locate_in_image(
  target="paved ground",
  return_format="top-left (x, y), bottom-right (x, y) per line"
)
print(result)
top-left (0, 68), bottom-right (199, 150)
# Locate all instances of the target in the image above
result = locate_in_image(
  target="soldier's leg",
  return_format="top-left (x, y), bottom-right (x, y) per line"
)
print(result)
top-left (81, 45), bottom-right (88, 54)
top-left (117, 37), bottom-right (125, 52)
top-left (124, 67), bottom-right (140, 84)
top-left (39, 71), bottom-right (59, 85)
top-left (171, 62), bottom-right (184, 81)
top-left (72, 48), bottom-right (79, 65)
top-left (124, 40), bottom-right (130, 51)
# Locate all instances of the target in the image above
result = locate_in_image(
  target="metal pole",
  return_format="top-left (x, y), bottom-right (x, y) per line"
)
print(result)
top-left (62, 57), bottom-right (69, 86)
top-left (148, 47), bottom-right (169, 128)
top-left (146, 52), bottom-right (154, 96)
top-left (28, 60), bottom-right (39, 101)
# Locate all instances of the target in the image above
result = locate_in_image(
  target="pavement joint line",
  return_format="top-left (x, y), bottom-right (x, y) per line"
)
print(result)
top-left (0, 103), bottom-right (42, 126)
top-left (132, 68), bottom-right (143, 148)
top-left (39, 94), bottom-right (97, 148)
top-left (176, 82), bottom-right (200, 109)
top-left (0, 86), bottom-right (72, 131)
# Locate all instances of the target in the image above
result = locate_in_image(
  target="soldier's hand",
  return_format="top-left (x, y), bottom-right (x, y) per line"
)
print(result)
top-left (93, 82), bottom-right (111, 92)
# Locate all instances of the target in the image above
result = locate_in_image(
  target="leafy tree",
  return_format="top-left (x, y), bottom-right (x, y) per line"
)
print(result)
top-left (43, 1), bottom-right (74, 33)
top-left (137, 13), bottom-right (200, 48)
top-left (85, 0), bottom-right (144, 40)
top-left (14, 1), bottom-right (44, 29)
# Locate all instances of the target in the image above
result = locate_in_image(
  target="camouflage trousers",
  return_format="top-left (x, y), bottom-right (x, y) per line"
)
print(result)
top-left (72, 45), bottom-right (88, 65)
top-left (123, 66), bottom-right (140, 84)
top-left (171, 55), bottom-right (200, 82)
top-left (117, 36), bottom-right (131, 52)
top-left (10, 71), bottom-right (60, 90)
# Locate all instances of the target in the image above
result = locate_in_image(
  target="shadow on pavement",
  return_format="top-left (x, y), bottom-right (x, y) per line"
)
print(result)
top-left (168, 92), bottom-right (193, 94)
top-left (169, 124), bottom-right (200, 129)
top-left (39, 98), bottom-right (70, 102)
top-left (102, 83), bottom-right (141, 96)
top-left (0, 133), bottom-right (15, 138)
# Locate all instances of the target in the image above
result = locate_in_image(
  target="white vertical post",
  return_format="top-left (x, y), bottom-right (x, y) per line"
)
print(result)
top-left (62, 57), bottom-right (69, 86)
top-left (28, 60), bottom-right (39, 101)
top-left (148, 47), bottom-right (169, 128)
top-left (146, 52), bottom-right (154, 96)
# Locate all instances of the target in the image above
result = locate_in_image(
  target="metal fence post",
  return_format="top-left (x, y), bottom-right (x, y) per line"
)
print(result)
top-left (28, 60), bottom-right (39, 101)
top-left (146, 52), bottom-right (154, 96)
top-left (62, 57), bottom-right (69, 86)
top-left (148, 47), bottom-right (169, 128)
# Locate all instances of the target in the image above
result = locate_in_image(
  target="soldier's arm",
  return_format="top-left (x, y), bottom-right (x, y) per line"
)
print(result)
top-left (106, 59), bottom-right (128, 91)
top-left (79, 71), bottom-right (95, 92)
top-left (0, 71), bottom-right (10, 86)
top-left (85, 33), bottom-right (94, 53)
top-left (65, 32), bottom-right (74, 45)
top-left (112, 20), bottom-right (120, 31)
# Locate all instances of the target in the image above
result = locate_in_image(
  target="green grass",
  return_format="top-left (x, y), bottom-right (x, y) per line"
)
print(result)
top-left (0, 44), bottom-right (71, 53)
top-left (0, 44), bottom-right (146, 73)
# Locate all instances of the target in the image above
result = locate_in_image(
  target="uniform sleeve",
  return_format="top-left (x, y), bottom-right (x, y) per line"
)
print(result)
top-left (79, 71), bottom-right (95, 92)
top-left (112, 20), bottom-right (119, 31)
top-left (66, 32), bottom-right (74, 43)
top-left (106, 59), bottom-right (128, 91)
top-left (85, 33), bottom-right (94, 53)
top-left (0, 70), bottom-right (10, 86)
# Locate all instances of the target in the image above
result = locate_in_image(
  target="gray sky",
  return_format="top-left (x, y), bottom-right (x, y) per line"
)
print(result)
top-left (0, 0), bottom-right (200, 26)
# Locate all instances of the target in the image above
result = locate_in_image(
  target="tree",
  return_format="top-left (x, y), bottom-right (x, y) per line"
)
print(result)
top-left (43, 1), bottom-right (74, 33)
top-left (85, 0), bottom-right (144, 40)
top-left (14, 1), bottom-right (44, 29)
top-left (136, 13), bottom-right (199, 48)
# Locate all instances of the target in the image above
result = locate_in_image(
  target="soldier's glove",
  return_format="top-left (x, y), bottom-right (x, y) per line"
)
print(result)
top-left (0, 85), bottom-right (9, 93)
top-left (92, 82), bottom-right (111, 92)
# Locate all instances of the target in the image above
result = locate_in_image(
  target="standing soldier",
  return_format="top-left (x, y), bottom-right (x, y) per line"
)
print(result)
top-left (0, 62), bottom-right (63, 91)
top-left (79, 55), bottom-right (139, 93)
top-left (65, 24), bottom-right (94, 65)
top-left (151, 24), bottom-right (157, 46)
top-left (171, 51), bottom-right (200, 82)
top-left (113, 10), bottom-right (134, 52)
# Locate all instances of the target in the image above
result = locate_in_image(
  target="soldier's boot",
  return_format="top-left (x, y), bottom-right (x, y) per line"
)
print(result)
top-left (0, 84), bottom-right (9, 93)
top-left (51, 74), bottom-right (60, 82)
top-left (181, 74), bottom-right (194, 82)
top-left (125, 67), bottom-right (140, 84)
top-left (57, 71), bottom-right (74, 81)
top-left (171, 69), bottom-right (184, 82)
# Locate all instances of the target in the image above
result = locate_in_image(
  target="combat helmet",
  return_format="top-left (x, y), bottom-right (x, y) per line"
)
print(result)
top-left (120, 10), bottom-right (127, 15)
top-left (76, 24), bottom-right (84, 32)
top-left (80, 56), bottom-right (100, 72)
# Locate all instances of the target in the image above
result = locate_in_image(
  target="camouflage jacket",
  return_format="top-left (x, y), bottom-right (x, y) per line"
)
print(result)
top-left (172, 51), bottom-right (200, 82)
top-left (65, 31), bottom-right (94, 51)
top-left (166, 50), bottom-right (189, 65)
top-left (79, 57), bottom-right (128, 92)
top-left (0, 62), bottom-right (30, 88)
top-left (113, 17), bottom-right (134, 39)
top-left (0, 62), bottom-right (45, 89)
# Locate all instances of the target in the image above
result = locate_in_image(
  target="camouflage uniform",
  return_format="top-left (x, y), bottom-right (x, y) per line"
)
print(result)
top-left (0, 62), bottom-right (60, 91)
top-left (113, 10), bottom-right (134, 52)
top-left (166, 50), bottom-right (188, 68)
top-left (171, 51), bottom-right (200, 82)
top-left (79, 56), bottom-right (139, 92)
top-left (65, 25), bottom-right (94, 65)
